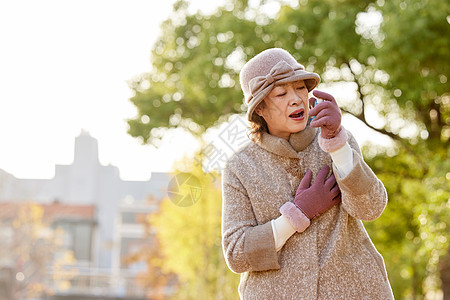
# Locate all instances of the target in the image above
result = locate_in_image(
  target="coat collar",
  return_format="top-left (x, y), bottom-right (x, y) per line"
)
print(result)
top-left (257, 126), bottom-right (318, 158)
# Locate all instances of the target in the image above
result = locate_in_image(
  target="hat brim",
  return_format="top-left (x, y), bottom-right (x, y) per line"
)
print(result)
top-left (246, 70), bottom-right (320, 121)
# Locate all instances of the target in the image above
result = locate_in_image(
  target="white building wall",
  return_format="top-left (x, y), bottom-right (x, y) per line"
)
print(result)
top-left (0, 131), bottom-right (170, 269)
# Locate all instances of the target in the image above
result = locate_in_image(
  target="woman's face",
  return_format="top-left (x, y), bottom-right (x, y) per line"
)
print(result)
top-left (256, 80), bottom-right (310, 140)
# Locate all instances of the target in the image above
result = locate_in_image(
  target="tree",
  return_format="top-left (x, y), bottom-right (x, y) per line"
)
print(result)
top-left (363, 144), bottom-right (450, 299)
top-left (147, 157), bottom-right (240, 299)
top-left (360, 1), bottom-right (450, 298)
top-left (127, 0), bottom-right (449, 298)
top-left (376, 0), bottom-right (449, 142)
top-left (0, 203), bottom-right (77, 299)
top-left (127, 0), bottom-right (448, 147)
top-left (121, 203), bottom-right (178, 300)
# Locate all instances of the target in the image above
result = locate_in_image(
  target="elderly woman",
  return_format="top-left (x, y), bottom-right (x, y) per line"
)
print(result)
top-left (221, 48), bottom-right (394, 299)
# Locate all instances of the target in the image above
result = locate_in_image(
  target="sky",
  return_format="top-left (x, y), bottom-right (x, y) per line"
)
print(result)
top-left (0, 0), bottom-right (224, 180)
top-left (0, 0), bottom-right (391, 181)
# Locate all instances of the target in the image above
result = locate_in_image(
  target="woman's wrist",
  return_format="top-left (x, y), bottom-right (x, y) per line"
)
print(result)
top-left (271, 215), bottom-right (296, 251)
top-left (318, 126), bottom-right (348, 153)
top-left (279, 202), bottom-right (311, 233)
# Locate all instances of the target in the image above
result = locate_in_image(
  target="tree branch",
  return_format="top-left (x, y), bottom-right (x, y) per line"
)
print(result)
top-left (341, 107), bottom-right (401, 142)
top-left (343, 61), bottom-right (402, 142)
top-left (343, 61), bottom-right (430, 174)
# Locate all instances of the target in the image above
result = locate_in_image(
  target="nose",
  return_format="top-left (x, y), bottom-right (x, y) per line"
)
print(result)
top-left (288, 89), bottom-right (301, 106)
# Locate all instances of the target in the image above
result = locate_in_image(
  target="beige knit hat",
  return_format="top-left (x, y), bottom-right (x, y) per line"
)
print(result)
top-left (239, 48), bottom-right (320, 121)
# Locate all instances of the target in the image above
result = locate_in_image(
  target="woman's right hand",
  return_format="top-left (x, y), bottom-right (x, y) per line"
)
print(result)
top-left (293, 165), bottom-right (341, 219)
top-left (308, 90), bottom-right (342, 139)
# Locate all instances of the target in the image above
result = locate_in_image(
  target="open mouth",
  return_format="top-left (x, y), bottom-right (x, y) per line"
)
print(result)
top-left (289, 109), bottom-right (305, 120)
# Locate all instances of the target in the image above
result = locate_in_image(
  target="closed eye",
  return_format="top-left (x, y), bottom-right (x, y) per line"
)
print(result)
top-left (296, 86), bottom-right (305, 90)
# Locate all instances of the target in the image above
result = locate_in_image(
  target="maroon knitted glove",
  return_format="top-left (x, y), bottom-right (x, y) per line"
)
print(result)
top-left (309, 90), bottom-right (342, 139)
top-left (293, 165), bottom-right (341, 219)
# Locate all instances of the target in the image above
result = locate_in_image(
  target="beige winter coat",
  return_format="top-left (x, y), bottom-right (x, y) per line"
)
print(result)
top-left (221, 126), bottom-right (394, 299)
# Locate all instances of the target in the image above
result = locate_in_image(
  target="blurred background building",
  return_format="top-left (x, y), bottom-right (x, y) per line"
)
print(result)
top-left (0, 131), bottom-right (172, 299)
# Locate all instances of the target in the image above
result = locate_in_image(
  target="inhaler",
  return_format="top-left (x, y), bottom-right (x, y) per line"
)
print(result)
top-left (307, 98), bottom-right (324, 125)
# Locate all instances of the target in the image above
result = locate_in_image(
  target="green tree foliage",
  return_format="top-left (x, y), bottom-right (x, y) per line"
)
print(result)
top-left (148, 159), bottom-right (240, 299)
top-left (361, 1), bottom-right (450, 298)
top-left (377, 0), bottom-right (449, 142)
top-left (127, 0), bottom-right (449, 298)
top-left (364, 144), bottom-right (450, 299)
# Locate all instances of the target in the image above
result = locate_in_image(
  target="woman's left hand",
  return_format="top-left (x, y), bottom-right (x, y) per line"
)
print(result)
top-left (309, 90), bottom-right (341, 139)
